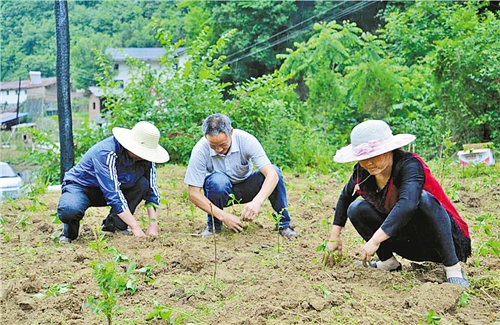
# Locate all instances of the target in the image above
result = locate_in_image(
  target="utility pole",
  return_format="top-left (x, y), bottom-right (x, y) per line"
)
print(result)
top-left (55, 0), bottom-right (74, 183)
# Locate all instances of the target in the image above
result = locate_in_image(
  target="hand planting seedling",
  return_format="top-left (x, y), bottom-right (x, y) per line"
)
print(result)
top-left (318, 240), bottom-right (341, 268)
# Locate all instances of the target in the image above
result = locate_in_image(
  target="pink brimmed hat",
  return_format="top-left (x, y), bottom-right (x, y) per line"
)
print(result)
top-left (334, 120), bottom-right (416, 163)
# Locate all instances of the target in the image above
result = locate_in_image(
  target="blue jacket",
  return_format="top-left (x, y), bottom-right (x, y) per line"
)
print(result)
top-left (63, 136), bottom-right (160, 214)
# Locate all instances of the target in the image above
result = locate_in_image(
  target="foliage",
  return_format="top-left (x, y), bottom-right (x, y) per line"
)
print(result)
top-left (85, 227), bottom-right (138, 325)
top-left (379, 0), bottom-right (500, 149)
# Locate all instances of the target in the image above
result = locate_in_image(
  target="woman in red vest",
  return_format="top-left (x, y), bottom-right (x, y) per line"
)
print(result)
top-left (326, 120), bottom-right (471, 289)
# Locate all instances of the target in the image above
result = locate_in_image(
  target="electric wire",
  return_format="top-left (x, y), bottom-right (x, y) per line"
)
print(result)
top-left (226, 1), bottom-right (376, 65)
top-left (224, 0), bottom-right (350, 61)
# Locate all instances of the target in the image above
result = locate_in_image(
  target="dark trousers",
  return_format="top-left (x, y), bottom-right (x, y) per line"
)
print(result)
top-left (348, 191), bottom-right (461, 266)
top-left (57, 176), bottom-right (149, 240)
top-left (203, 165), bottom-right (291, 230)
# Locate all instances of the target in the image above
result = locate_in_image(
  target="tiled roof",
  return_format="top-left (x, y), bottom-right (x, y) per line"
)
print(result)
top-left (0, 77), bottom-right (57, 91)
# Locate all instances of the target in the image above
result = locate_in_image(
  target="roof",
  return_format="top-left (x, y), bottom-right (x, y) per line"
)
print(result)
top-left (0, 112), bottom-right (29, 124)
top-left (0, 77), bottom-right (57, 91)
top-left (88, 86), bottom-right (123, 97)
top-left (105, 47), bottom-right (187, 62)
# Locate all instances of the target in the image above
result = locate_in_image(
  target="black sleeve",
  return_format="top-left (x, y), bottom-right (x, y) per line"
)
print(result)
top-left (333, 171), bottom-right (358, 227)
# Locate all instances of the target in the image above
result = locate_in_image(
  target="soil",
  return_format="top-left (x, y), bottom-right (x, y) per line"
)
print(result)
top-left (0, 164), bottom-right (499, 325)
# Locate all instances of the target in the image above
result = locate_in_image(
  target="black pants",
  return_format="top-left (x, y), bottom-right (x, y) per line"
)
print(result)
top-left (57, 177), bottom-right (149, 240)
top-left (348, 191), bottom-right (470, 266)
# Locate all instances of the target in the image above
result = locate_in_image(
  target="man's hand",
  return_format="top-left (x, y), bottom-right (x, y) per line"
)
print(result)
top-left (131, 225), bottom-right (147, 238)
top-left (146, 222), bottom-right (159, 236)
top-left (221, 212), bottom-right (243, 232)
top-left (241, 200), bottom-right (262, 221)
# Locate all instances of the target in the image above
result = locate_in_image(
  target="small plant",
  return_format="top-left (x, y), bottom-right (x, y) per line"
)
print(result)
top-left (317, 239), bottom-right (341, 268)
top-left (145, 300), bottom-right (183, 324)
top-left (458, 291), bottom-right (470, 307)
top-left (33, 284), bottom-right (72, 300)
top-left (472, 213), bottom-right (500, 266)
top-left (15, 215), bottom-right (30, 230)
top-left (312, 284), bottom-right (332, 298)
top-left (85, 227), bottom-right (138, 325)
top-left (421, 309), bottom-right (441, 325)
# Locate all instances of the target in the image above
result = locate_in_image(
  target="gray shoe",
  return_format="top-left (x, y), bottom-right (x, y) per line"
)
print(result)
top-left (201, 226), bottom-right (221, 238)
top-left (59, 235), bottom-right (72, 244)
top-left (447, 277), bottom-right (469, 289)
top-left (119, 229), bottom-right (132, 235)
top-left (279, 227), bottom-right (298, 239)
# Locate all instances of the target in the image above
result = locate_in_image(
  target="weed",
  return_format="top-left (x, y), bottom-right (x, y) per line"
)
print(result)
top-left (458, 291), bottom-right (470, 307)
top-left (422, 309), bottom-right (441, 325)
top-left (33, 284), bottom-right (72, 300)
top-left (312, 283), bottom-right (332, 298)
top-left (15, 215), bottom-right (30, 230)
top-left (145, 300), bottom-right (183, 324)
top-left (472, 213), bottom-right (500, 266)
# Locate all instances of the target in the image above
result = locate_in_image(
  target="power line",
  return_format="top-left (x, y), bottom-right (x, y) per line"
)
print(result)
top-left (224, 1), bottom-right (350, 61)
top-left (226, 1), bottom-right (376, 66)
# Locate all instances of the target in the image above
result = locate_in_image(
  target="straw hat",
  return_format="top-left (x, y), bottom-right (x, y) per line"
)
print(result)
top-left (334, 120), bottom-right (415, 163)
top-left (112, 121), bottom-right (169, 163)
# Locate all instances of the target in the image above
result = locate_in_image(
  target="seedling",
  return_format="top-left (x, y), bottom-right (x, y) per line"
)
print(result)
top-left (312, 284), bottom-right (331, 298)
top-left (15, 215), bottom-right (30, 230)
top-left (145, 300), bottom-right (199, 324)
top-left (458, 291), bottom-right (470, 307)
top-left (317, 239), bottom-right (341, 268)
top-left (422, 309), bottom-right (441, 325)
top-left (33, 284), bottom-right (72, 300)
top-left (209, 203), bottom-right (218, 283)
top-left (85, 227), bottom-right (138, 325)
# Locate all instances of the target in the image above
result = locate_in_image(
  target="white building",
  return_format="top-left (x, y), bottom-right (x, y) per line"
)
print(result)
top-left (0, 71), bottom-right (57, 112)
top-left (88, 47), bottom-right (187, 121)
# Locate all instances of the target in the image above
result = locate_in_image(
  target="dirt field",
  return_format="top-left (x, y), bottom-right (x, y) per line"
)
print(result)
top-left (1, 164), bottom-right (499, 325)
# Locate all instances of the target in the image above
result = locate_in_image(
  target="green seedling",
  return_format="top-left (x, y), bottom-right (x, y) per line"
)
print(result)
top-left (458, 291), bottom-right (470, 307)
top-left (209, 203), bottom-right (218, 283)
top-left (15, 215), bottom-right (30, 230)
top-left (145, 300), bottom-right (196, 324)
top-left (312, 284), bottom-right (331, 298)
top-left (317, 239), bottom-right (341, 268)
top-left (85, 227), bottom-right (138, 325)
top-left (50, 211), bottom-right (61, 224)
top-left (33, 284), bottom-right (72, 300)
top-left (421, 309), bottom-right (441, 325)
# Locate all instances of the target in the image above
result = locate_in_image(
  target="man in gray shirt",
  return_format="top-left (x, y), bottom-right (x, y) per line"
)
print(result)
top-left (184, 113), bottom-right (298, 238)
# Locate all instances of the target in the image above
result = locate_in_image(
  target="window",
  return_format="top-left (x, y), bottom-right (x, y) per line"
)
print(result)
top-left (114, 64), bottom-right (119, 70)
top-left (93, 102), bottom-right (96, 110)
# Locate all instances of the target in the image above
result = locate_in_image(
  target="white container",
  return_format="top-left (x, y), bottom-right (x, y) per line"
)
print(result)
top-left (457, 148), bottom-right (495, 166)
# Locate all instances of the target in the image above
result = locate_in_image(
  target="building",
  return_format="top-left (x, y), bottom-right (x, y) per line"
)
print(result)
top-left (0, 71), bottom-right (57, 113)
top-left (88, 47), bottom-right (187, 122)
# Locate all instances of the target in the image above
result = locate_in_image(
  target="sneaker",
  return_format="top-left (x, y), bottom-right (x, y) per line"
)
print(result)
top-left (279, 227), bottom-right (298, 239)
top-left (201, 226), bottom-right (221, 238)
top-left (353, 260), bottom-right (402, 272)
top-left (102, 218), bottom-right (116, 233)
top-left (59, 235), bottom-right (72, 244)
top-left (119, 228), bottom-right (133, 236)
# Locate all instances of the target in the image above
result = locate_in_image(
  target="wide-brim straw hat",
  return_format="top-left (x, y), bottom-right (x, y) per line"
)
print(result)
top-left (334, 120), bottom-right (416, 163)
top-left (112, 121), bottom-right (169, 163)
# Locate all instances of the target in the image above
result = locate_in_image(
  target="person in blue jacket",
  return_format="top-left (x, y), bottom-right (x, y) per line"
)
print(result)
top-left (57, 121), bottom-right (169, 243)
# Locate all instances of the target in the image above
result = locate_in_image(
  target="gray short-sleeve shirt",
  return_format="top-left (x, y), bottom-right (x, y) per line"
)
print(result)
top-left (184, 129), bottom-right (271, 187)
